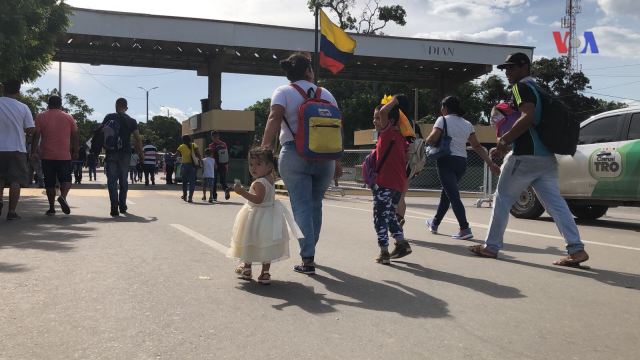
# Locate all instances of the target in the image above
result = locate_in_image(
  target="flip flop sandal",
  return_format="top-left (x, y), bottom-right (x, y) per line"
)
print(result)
top-left (468, 244), bottom-right (498, 259)
top-left (258, 272), bottom-right (271, 285)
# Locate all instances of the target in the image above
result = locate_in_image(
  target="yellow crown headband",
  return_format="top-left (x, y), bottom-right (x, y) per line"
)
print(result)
top-left (380, 94), bottom-right (409, 123)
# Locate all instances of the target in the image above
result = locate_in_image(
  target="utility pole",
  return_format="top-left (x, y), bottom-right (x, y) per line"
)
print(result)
top-left (58, 62), bottom-right (62, 97)
top-left (561, 0), bottom-right (582, 73)
top-left (137, 86), bottom-right (159, 121)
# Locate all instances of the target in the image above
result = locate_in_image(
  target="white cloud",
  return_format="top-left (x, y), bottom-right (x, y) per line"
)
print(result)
top-left (414, 27), bottom-right (525, 45)
top-left (549, 20), bottom-right (561, 28)
top-left (527, 16), bottom-right (543, 25)
top-left (588, 26), bottom-right (640, 59)
top-left (156, 106), bottom-right (192, 121)
top-left (597, 0), bottom-right (640, 19)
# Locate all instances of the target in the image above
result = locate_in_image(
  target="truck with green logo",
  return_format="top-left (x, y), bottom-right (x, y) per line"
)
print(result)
top-left (510, 107), bottom-right (640, 220)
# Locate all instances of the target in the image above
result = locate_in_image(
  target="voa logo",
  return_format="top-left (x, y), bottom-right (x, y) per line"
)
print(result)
top-left (553, 31), bottom-right (599, 54)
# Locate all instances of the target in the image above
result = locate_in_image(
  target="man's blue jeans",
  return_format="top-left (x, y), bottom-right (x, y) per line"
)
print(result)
top-left (278, 142), bottom-right (334, 262)
top-left (434, 155), bottom-right (469, 230)
top-left (484, 154), bottom-right (584, 255)
top-left (105, 152), bottom-right (130, 209)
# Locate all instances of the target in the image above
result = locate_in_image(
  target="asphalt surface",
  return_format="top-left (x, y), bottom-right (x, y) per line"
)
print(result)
top-left (1, 171), bottom-right (639, 360)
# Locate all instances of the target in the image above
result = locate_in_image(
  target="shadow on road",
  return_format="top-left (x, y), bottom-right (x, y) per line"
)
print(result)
top-left (410, 238), bottom-right (566, 258)
top-left (501, 258), bottom-right (640, 291)
top-left (238, 266), bottom-right (450, 318)
top-left (311, 265), bottom-right (449, 319)
top-left (0, 197), bottom-right (157, 260)
top-left (390, 261), bottom-right (525, 299)
top-left (0, 262), bottom-right (29, 273)
top-left (237, 281), bottom-right (337, 314)
top-left (535, 216), bottom-right (640, 232)
top-left (410, 239), bottom-right (639, 291)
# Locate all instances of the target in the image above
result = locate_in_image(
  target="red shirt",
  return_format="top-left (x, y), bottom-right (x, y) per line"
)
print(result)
top-left (375, 125), bottom-right (407, 192)
top-left (35, 109), bottom-right (77, 160)
top-left (208, 140), bottom-right (228, 170)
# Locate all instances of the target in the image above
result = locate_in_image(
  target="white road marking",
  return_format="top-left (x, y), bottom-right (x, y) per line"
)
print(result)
top-left (170, 224), bottom-right (229, 255)
top-left (127, 200), bottom-right (136, 205)
top-left (325, 203), bottom-right (640, 252)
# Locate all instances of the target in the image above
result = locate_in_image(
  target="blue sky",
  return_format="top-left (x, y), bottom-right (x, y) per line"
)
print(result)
top-left (29, 0), bottom-right (640, 123)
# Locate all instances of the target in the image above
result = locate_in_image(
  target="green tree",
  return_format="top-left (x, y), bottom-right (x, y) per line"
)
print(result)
top-left (478, 75), bottom-right (509, 124)
top-left (138, 115), bottom-right (182, 152)
top-left (308, 0), bottom-right (406, 34)
top-left (0, 0), bottom-right (71, 82)
top-left (246, 98), bottom-right (271, 145)
top-left (19, 87), bottom-right (98, 142)
top-left (532, 57), bottom-right (625, 122)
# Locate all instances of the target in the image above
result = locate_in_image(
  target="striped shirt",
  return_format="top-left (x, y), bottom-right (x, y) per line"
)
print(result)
top-left (143, 144), bottom-right (157, 165)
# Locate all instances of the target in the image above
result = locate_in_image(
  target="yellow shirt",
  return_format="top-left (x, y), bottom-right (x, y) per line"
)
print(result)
top-left (177, 143), bottom-right (198, 164)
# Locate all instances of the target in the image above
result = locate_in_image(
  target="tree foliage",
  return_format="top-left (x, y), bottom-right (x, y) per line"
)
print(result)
top-left (532, 57), bottom-right (625, 122)
top-left (245, 98), bottom-right (271, 145)
top-left (0, 0), bottom-right (71, 82)
top-left (138, 116), bottom-right (182, 152)
top-left (308, 0), bottom-right (406, 34)
top-left (20, 87), bottom-right (98, 143)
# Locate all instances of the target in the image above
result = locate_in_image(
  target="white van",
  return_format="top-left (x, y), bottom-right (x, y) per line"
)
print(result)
top-left (510, 107), bottom-right (640, 220)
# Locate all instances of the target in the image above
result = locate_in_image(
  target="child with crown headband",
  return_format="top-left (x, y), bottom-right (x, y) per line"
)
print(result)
top-left (371, 94), bottom-right (412, 264)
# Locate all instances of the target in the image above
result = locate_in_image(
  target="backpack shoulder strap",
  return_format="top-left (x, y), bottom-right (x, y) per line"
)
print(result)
top-left (290, 83), bottom-right (309, 99)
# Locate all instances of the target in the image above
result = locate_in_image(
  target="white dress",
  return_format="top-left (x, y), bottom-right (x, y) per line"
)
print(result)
top-left (227, 177), bottom-right (300, 263)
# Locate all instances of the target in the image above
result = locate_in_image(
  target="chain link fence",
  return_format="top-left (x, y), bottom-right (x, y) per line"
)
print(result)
top-left (337, 148), bottom-right (501, 206)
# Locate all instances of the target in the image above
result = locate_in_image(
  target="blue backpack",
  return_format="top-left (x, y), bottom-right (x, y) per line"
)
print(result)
top-left (282, 84), bottom-right (344, 160)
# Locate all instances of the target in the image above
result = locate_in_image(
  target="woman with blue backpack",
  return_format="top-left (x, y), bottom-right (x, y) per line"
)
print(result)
top-left (261, 53), bottom-right (341, 276)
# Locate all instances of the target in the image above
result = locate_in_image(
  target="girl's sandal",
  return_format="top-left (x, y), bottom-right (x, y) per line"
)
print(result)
top-left (234, 263), bottom-right (246, 274)
top-left (257, 272), bottom-right (271, 285)
top-left (235, 263), bottom-right (252, 280)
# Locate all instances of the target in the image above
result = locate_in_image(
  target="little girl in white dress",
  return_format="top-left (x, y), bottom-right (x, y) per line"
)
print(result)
top-left (227, 147), bottom-right (301, 284)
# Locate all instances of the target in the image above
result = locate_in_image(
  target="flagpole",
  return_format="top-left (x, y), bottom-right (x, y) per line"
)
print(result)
top-left (314, 4), bottom-right (320, 84)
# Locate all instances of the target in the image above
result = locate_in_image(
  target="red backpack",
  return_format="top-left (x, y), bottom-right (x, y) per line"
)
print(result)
top-left (282, 84), bottom-right (344, 160)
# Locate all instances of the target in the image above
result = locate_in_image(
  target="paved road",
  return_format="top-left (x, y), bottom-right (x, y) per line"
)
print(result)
top-left (1, 172), bottom-right (639, 359)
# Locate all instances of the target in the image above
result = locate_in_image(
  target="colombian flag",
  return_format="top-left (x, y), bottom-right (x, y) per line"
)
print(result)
top-left (319, 9), bottom-right (356, 75)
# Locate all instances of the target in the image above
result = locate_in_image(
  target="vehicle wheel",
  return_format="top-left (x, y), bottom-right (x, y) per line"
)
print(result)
top-left (568, 204), bottom-right (608, 220)
top-left (510, 186), bottom-right (545, 219)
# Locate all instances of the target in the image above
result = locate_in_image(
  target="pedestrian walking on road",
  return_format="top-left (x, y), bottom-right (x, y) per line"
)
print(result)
top-left (468, 52), bottom-right (590, 267)
top-left (208, 130), bottom-right (231, 201)
top-left (201, 149), bottom-right (216, 202)
top-left (0, 80), bottom-right (35, 220)
top-left (87, 151), bottom-right (98, 181)
top-left (129, 149), bottom-right (139, 184)
top-left (32, 95), bottom-right (79, 216)
top-left (228, 147), bottom-right (298, 285)
top-left (261, 53), bottom-right (342, 275)
top-left (370, 95), bottom-right (412, 264)
top-left (424, 96), bottom-right (500, 240)
top-left (176, 135), bottom-right (201, 203)
top-left (142, 139), bottom-right (157, 186)
top-left (72, 143), bottom-right (87, 184)
top-left (101, 98), bottom-right (143, 217)
top-left (164, 149), bottom-right (175, 184)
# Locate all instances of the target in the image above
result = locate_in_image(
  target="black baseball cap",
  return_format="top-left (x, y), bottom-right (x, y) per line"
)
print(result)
top-left (497, 52), bottom-right (531, 69)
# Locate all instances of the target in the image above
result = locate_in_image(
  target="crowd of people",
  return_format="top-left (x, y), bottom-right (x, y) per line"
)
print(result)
top-left (0, 51), bottom-right (590, 285)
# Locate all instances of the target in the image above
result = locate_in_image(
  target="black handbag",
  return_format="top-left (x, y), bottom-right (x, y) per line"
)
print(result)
top-left (427, 115), bottom-right (452, 160)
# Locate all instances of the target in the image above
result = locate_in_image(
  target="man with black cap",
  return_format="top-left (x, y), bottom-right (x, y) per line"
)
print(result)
top-left (469, 52), bottom-right (590, 267)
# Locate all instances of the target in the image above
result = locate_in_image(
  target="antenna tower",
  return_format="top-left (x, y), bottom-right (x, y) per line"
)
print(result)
top-left (561, 0), bottom-right (582, 72)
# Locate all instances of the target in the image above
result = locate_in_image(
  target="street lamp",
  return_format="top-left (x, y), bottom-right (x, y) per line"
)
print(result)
top-left (137, 86), bottom-right (159, 121)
